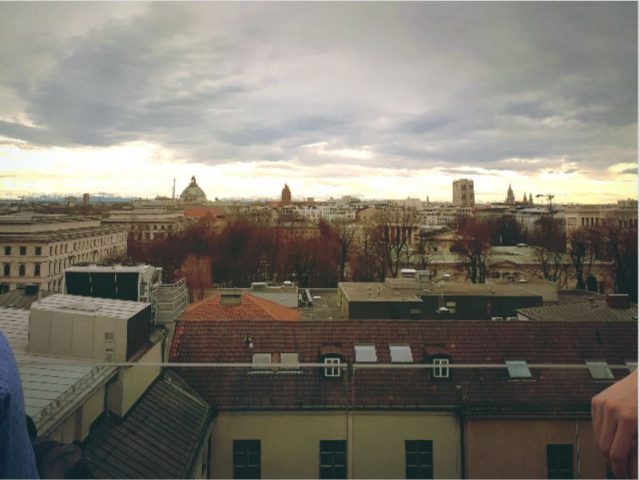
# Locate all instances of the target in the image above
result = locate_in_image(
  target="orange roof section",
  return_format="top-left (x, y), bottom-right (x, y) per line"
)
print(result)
top-left (183, 206), bottom-right (226, 218)
top-left (181, 293), bottom-right (300, 321)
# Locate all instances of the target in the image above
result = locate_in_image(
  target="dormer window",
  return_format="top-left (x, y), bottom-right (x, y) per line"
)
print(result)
top-left (324, 357), bottom-right (341, 377)
top-left (586, 361), bottom-right (614, 380)
top-left (432, 358), bottom-right (450, 378)
top-left (425, 345), bottom-right (451, 379)
top-left (320, 344), bottom-right (344, 378)
top-left (355, 345), bottom-right (377, 363)
top-left (505, 360), bottom-right (532, 379)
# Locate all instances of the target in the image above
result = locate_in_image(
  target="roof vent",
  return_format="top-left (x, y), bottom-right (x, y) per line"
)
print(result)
top-left (220, 292), bottom-right (242, 305)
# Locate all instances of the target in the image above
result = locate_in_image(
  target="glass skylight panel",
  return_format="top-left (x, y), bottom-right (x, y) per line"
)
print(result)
top-left (390, 345), bottom-right (413, 363)
top-left (505, 360), bottom-right (532, 379)
top-left (252, 353), bottom-right (271, 368)
top-left (586, 361), bottom-right (614, 380)
top-left (280, 353), bottom-right (299, 365)
top-left (355, 345), bottom-right (377, 363)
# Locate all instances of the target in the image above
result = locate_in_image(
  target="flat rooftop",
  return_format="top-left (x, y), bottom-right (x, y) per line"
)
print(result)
top-left (66, 264), bottom-right (158, 274)
top-left (340, 280), bottom-right (544, 302)
top-left (0, 307), bottom-right (116, 435)
top-left (32, 294), bottom-right (150, 319)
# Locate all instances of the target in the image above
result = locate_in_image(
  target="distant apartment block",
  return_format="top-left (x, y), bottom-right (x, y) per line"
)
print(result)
top-left (563, 201), bottom-right (638, 238)
top-left (103, 209), bottom-right (188, 242)
top-left (452, 178), bottom-right (475, 207)
top-left (0, 214), bottom-right (127, 292)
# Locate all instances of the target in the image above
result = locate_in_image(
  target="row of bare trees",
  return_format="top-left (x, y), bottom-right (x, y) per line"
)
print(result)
top-left (128, 210), bottom-right (637, 302)
top-left (453, 214), bottom-right (637, 300)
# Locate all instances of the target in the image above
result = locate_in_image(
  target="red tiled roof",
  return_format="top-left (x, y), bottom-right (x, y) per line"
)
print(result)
top-left (181, 294), bottom-right (300, 321)
top-left (183, 206), bottom-right (226, 219)
top-left (169, 320), bottom-right (637, 415)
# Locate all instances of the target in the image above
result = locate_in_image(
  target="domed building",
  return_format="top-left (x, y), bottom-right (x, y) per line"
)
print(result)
top-left (180, 176), bottom-right (207, 205)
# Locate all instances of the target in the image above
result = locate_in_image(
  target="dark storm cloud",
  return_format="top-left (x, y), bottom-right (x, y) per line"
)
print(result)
top-left (0, 2), bottom-right (636, 174)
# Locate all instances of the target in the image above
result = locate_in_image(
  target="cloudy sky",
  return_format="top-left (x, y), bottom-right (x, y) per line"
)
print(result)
top-left (0, 2), bottom-right (636, 203)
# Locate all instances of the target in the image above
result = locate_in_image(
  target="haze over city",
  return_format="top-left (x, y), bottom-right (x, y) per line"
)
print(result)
top-left (0, 2), bottom-right (637, 202)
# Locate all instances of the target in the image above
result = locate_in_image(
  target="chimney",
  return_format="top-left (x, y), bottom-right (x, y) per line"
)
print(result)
top-left (172, 178), bottom-right (176, 199)
top-left (605, 294), bottom-right (630, 309)
top-left (220, 292), bottom-right (242, 306)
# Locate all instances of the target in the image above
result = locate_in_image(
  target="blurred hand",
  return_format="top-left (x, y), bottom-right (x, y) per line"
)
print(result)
top-left (592, 370), bottom-right (638, 479)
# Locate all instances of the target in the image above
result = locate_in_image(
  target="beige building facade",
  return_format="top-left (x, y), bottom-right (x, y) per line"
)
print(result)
top-left (0, 216), bottom-right (127, 292)
top-left (465, 418), bottom-right (606, 479)
top-left (452, 179), bottom-right (475, 207)
top-left (211, 411), bottom-right (461, 479)
top-left (103, 209), bottom-right (188, 242)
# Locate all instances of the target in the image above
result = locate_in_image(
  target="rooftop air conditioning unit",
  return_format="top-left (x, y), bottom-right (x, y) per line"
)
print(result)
top-left (28, 294), bottom-right (151, 361)
top-left (491, 316), bottom-right (504, 321)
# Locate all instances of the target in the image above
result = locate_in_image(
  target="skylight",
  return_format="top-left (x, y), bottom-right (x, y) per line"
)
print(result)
top-left (280, 353), bottom-right (299, 365)
top-left (505, 360), bottom-right (532, 379)
top-left (355, 345), bottom-right (377, 363)
top-left (586, 361), bottom-right (614, 380)
top-left (390, 345), bottom-right (413, 363)
top-left (252, 353), bottom-right (271, 368)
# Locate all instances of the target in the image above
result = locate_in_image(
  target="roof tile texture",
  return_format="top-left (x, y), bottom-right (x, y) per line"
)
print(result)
top-left (170, 320), bottom-right (637, 415)
top-left (181, 293), bottom-right (300, 321)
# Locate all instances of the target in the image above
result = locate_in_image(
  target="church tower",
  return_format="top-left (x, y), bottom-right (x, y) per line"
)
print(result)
top-left (281, 184), bottom-right (292, 205)
top-left (506, 184), bottom-right (515, 204)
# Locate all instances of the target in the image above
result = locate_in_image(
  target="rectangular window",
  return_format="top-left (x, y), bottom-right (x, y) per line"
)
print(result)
top-left (432, 358), bottom-right (450, 378)
top-left (406, 440), bottom-right (433, 479)
top-left (324, 357), bottom-right (341, 378)
top-left (355, 345), bottom-right (377, 363)
top-left (4, 246), bottom-right (10, 256)
top-left (34, 264), bottom-right (41, 277)
top-left (547, 444), bottom-right (573, 479)
top-left (19, 246), bottom-right (26, 255)
top-left (233, 440), bottom-right (260, 479)
top-left (320, 440), bottom-right (346, 479)
top-left (390, 345), bottom-right (413, 363)
top-left (18, 264), bottom-right (25, 276)
top-left (35, 246), bottom-right (41, 256)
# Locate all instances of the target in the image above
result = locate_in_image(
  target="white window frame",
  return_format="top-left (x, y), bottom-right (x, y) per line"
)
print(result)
top-left (432, 358), bottom-right (450, 378)
top-left (324, 357), bottom-right (341, 377)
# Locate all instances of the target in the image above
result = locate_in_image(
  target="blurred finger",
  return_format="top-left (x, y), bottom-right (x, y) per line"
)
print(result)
top-left (598, 412), bottom-right (617, 457)
top-left (609, 418), bottom-right (636, 479)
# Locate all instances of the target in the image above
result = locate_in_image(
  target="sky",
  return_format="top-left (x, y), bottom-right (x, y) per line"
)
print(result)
top-left (0, 2), bottom-right (637, 203)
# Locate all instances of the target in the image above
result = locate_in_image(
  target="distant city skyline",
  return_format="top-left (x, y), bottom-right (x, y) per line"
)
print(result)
top-left (0, 3), bottom-right (636, 203)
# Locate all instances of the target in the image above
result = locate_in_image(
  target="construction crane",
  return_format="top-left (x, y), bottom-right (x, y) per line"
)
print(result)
top-left (536, 194), bottom-right (555, 213)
